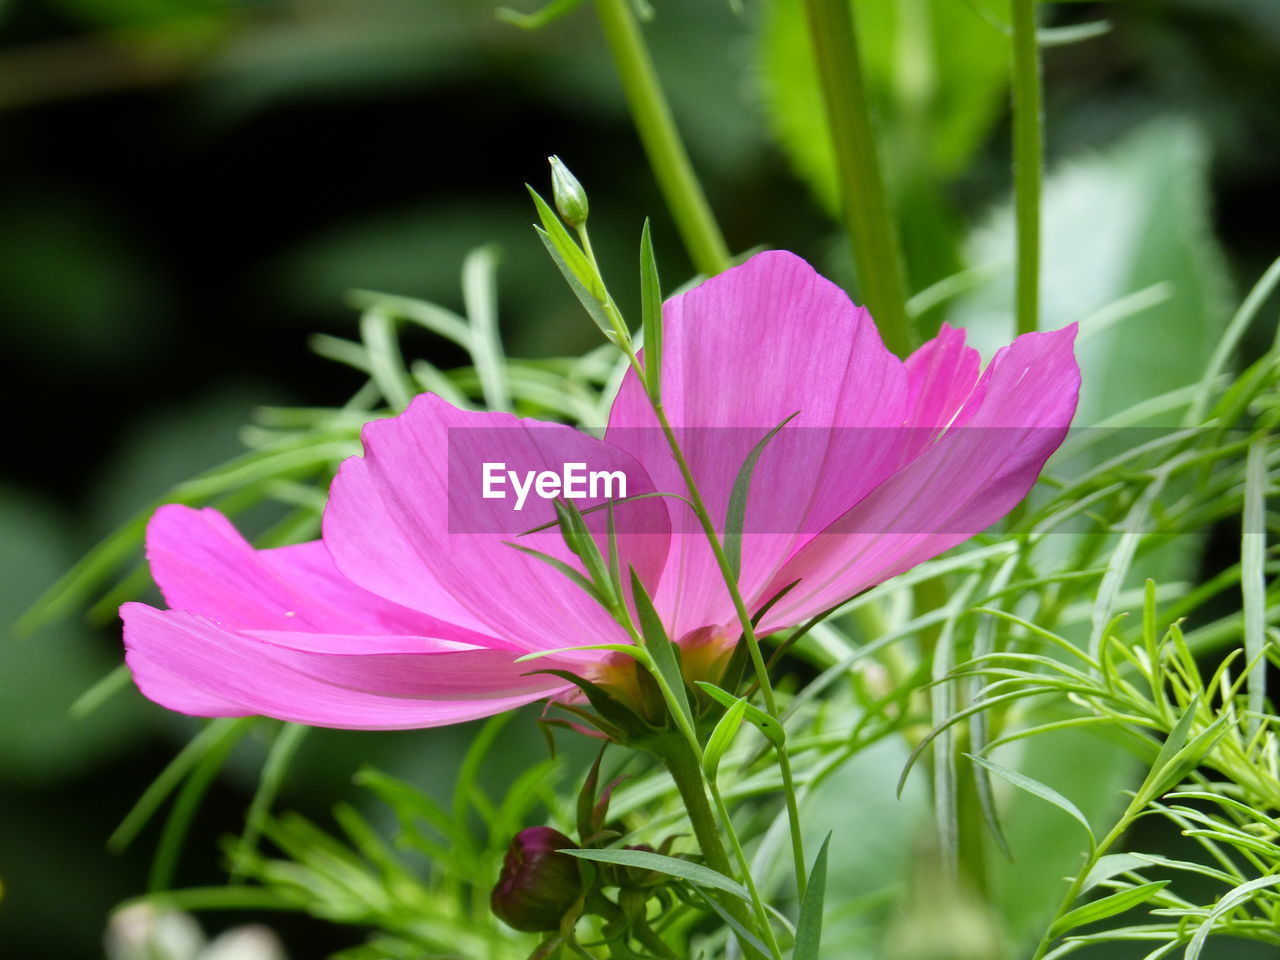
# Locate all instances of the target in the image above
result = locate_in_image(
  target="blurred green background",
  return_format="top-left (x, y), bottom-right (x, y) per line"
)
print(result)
top-left (2, 0), bottom-right (1277, 956)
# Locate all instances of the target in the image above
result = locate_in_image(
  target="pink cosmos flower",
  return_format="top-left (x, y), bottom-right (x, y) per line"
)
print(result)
top-left (121, 252), bottom-right (1080, 729)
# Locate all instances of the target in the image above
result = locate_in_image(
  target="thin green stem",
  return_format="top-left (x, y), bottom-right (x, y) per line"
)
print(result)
top-left (709, 781), bottom-right (785, 960)
top-left (594, 0), bottom-right (732, 277)
top-left (801, 0), bottom-right (914, 357)
top-left (1010, 0), bottom-right (1043, 336)
top-left (1029, 811), bottom-right (1130, 960)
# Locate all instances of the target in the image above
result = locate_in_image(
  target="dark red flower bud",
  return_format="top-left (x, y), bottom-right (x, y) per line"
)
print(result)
top-left (491, 827), bottom-right (582, 933)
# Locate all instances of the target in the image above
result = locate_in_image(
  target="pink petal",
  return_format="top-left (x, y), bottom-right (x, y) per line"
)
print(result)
top-left (607, 251), bottom-right (912, 638)
top-left (146, 505), bottom-right (491, 645)
top-left (758, 324), bottom-right (1081, 629)
top-left (122, 603), bottom-right (573, 730)
top-left (901, 322), bottom-right (983, 440)
top-left (324, 394), bottom-right (669, 657)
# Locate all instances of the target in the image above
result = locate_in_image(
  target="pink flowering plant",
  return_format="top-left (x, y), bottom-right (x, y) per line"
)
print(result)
top-left (20, 3), bottom-right (1280, 960)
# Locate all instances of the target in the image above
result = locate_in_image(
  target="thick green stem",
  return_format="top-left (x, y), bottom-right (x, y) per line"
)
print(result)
top-left (1010, 0), bottom-right (1043, 335)
top-left (801, 0), bottom-right (914, 357)
top-left (594, 0), bottom-right (732, 278)
top-left (658, 734), bottom-right (767, 950)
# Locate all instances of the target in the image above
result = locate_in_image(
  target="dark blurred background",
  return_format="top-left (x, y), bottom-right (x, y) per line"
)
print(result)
top-left (1, 0), bottom-right (1277, 956)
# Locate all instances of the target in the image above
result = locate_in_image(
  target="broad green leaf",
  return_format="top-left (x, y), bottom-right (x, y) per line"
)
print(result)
top-left (966, 754), bottom-right (1095, 846)
top-left (794, 834), bottom-right (832, 960)
top-left (950, 119), bottom-right (1231, 426)
top-left (1049, 881), bottom-right (1169, 938)
top-left (560, 848), bottom-right (751, 902)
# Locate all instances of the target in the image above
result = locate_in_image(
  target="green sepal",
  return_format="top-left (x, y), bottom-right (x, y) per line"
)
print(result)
top-left (531, 670), bottom-right (654, 743)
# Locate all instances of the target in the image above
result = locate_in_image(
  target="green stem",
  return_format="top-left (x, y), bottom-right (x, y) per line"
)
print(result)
top-left (649, 401), bottom-right (810, 902)
top-left (658, 735), bottom-right (763, 941)
top-left (1029, 814), bottom-right (1129, 960)
top-left (574, 223), bottom-right (802, 927)
top-left (801, 0), bottom-right (914, 357)
top-left (1010, 0), bottom-right (1043, 336)
top-left (594, 0), bottom-right (732, 277)
top-left (709, 781), bottom-right (785, 960)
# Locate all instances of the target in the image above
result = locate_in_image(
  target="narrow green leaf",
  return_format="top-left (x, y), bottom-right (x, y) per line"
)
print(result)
top-left (693, 888), bottom-right (772, 960)
top-left (462, 245), bottom-right (510, 412)
top-left (150, 717), bottom-right (253, 891)
top-left (629, 569), bottom-right (694, 728)
top-left (1187, 254), bottom-right (1280, 424)
top-left (358, 308), bottom-right (414, 411)
top-left (110, 718), bottom-right (252, 852)
top-left (515, 643), bottom-right (645, 663)
top-left (347, 289), bottom-right (472, 348)
top-left (554, 499), bottom-right (616, 607)
top-left (1138, 697), bottom-right (1201, 803)
top-left (1242, 439), bottom-right (1268, 734)
top-left (559, 848), bottom-right (751, 902)
top-left (1037, 20), bottom-right (1111, 47)
top-left (793, 833), bottom-right (831, 960)
top-left (639, 219), bottom-right (663, 402)
top-left (504, 541), bottom-right (608, 607)
top-left (966, 754), bottom-right (1094, 846)
top-left (724, 412), bottom-right (799, 579)
top-left (533, 669), bottom-right (651, 741)
top-left (1083, 853), bottom-right (1150, 892)
top-left (702, 697), bottom-right (747, 780)
top-left (694, 681), bottom-right (784, 747)
top-left (1185, 876), bottom-right (1280, 960)
top-left (122, 886), bottom-right (297, 912)
top-left (1090, 473), bottom-right (1165, 658)
top-left (70, 663), bottom-right (132, 719)
top-left (1142, 712), bottom-right (1230, 803)
top-left (452, 713), bottom-right (512, 831)
top-left (1050, 881), bottom-right (1169, 938)
top-left (230, 722), bottom-right (309, 883)
top-left (535, 227), bottom-right (616, 342)
top-left (497, 0), bottom-right (590, 31)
